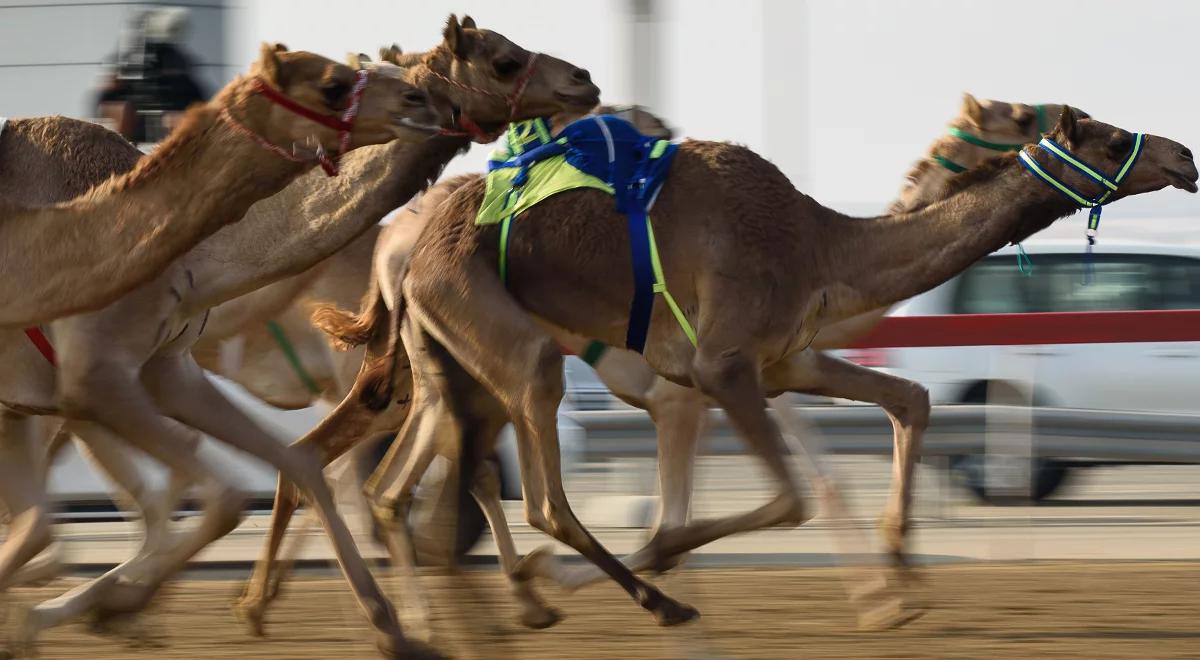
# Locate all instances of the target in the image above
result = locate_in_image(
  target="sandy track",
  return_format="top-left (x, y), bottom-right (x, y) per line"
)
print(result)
top-left (6, 562), bottom-right (1198, 659)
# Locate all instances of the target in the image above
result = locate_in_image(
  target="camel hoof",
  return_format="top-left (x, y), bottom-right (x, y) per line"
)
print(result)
top-left (857, 596), bottom-right (925, 631)
top-left (377, 634), bottom-right (448, 660)
top-left (231, 597), bottom-right (267, 638)
top-left (512, 545), bottom-right (557, 584)
top-left (519, 605), bottom-right (563, 630)
top-left (650, 597), bottom-right (700, 627)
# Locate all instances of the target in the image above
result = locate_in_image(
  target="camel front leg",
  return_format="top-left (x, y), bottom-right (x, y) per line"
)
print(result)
top-left (141, 354), bottom-right (431, 658)
top-left (524, 374), bottom-right (709, 593)
top-left (0, 412), bottom-right (54, 594)
top-left (762, 350), bottom-right (929, 569)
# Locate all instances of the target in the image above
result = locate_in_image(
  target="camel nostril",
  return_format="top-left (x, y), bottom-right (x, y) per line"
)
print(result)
top-left (1181, 147), bottom-right (1194, 160)
top-left (402, 91), bottom-right (429, 106)
top-left (572, 68), bottom-right (592, 83)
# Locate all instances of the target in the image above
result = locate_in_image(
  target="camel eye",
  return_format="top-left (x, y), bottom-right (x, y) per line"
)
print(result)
top-left (492, 57), bottom-right (521, 78)
top-left (321, 81), bottom-right (351, 109)
top-left (1108, 132), bottom-right (1133, 157)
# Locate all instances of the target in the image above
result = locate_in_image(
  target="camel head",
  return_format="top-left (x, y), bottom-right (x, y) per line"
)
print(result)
top-left (1033, 107), bottom-right (1198, 201)
top-left (406, 14), bottom-right (601, 136)
top-left (595, 104), bottom-right (675, 140)
top-left (894, 95), bottom-right (1089, 213)
top-left (248, 44), bottom-right (441, 154)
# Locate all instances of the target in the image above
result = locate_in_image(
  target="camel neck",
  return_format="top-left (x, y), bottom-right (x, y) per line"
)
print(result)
top-left (183, 133), bottom-right (469, 313)
top-left (822, 156), bottom-right (1078, 319)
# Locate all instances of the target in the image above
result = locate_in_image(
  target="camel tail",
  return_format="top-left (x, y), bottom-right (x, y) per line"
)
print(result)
top-left (311, 275), bottom-right (388, 351)
top-left (356, 264), bottom-right (409, 412)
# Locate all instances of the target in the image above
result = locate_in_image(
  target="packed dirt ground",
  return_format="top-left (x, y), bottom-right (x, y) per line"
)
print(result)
top-left (4, 561), bottom-right (1198, 659)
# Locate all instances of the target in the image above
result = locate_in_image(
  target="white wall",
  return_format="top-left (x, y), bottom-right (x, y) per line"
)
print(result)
top-left (0, 0), bottom-right (235, 118)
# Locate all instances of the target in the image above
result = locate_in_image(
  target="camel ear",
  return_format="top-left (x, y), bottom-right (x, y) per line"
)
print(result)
top-left (257, 42), bottom-right (288, 87)
top-left (960, 93), bottom-right (984, 127)
top-left (379, 44), bottom-right (403, 65)
top-left (443, 13), bottom-right (473, 59)
top-left (1052, 105), bottom-right (1080, 145)
top-left (461, 15), bottom-right (477, 29)
top-left (346, 52), bottom-right (371, 69)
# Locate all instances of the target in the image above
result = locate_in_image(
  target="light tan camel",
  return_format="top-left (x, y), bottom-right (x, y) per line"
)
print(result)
top-left (0, 45), bottom-right (445, 657)
top-left (238, 98), bottom-right (1070, 631)
top-left (379, 109), bottom-right (1195, 628)
top-left (1, 17), bottom-right (599, 658)
top-left (0, 44), bottom-right (437, 328)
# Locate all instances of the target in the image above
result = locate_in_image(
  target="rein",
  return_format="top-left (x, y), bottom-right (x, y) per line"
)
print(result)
top-left (432, 52), bottom-right (541, 143)
top-left (222, 69), bottom-right (371, 176)
top-left (1018, 133), bottom-right (1145, 281)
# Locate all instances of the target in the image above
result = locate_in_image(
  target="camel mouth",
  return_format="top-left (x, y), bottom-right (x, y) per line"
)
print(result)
top-left (556, 90), bottom-right (601, 109)
top-left (395, 116), bottom-right (441, 134)
top-left (1168, 169), bottom-right (1199, 193)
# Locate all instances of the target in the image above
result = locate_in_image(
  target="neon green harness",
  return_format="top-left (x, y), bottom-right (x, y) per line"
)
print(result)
top-left (477, 118), bottom-right (698, 348)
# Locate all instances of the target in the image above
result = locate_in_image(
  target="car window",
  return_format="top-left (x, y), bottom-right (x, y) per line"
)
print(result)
top-left (952, 253), bottom-right (1200, 313)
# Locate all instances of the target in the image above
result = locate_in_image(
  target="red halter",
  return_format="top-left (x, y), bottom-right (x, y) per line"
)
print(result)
top-left (433, 53), bottom-right (541, 143)
top-left (223, 68), bottom-right (371, 176)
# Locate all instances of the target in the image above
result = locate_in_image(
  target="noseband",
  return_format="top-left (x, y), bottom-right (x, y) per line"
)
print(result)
top-left (221, 68), bottom-right (371, 176)
top-left (1018, 132), bottom-right (1146, 280)
top-left (430, 53), bottom-right (542, 143)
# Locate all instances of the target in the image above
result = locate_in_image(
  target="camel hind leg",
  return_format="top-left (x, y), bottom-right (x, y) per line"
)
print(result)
top-left (403, 260), bottom-right (697, 627)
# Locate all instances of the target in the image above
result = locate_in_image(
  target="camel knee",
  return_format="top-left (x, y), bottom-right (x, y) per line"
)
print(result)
top-left (520, 341), bottom-right (564, 403)
top-left (691, 347), bottom-right (756, 399)
top-left (57, 363), bottom-right (122, 421)
top-left (893, 382), bottom-right (930, 433)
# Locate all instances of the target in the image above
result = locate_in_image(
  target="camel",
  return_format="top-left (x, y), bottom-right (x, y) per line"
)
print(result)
top-left (0, 16), bottom-right (599, 658)
top-left (237, 97), bottom-right (1072, 631)
top-left (0, 44), bottom-right (439, 328)
top-left (369, 108), bottom-right (1195, 629)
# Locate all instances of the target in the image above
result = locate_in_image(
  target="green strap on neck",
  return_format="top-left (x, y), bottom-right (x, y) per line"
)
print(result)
top-left (581, 340), bottom-right (608, 366)
top-left (266, 320), bottom-right (322, 396)
top-left (932, 154), bottom-right (967, 173)
top-left (947, 126), bottom-right (1025, 152)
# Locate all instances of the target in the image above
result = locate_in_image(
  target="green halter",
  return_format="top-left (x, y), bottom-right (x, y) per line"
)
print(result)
top-left (933, 104), bottom-right (1049, 173)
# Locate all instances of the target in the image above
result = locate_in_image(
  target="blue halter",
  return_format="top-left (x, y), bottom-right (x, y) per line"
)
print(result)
top-left (1017, 133), bottom-right (1145, 282)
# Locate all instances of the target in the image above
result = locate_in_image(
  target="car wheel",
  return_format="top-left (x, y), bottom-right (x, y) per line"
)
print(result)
top-left (950, 454), bottom-right (1071, 503)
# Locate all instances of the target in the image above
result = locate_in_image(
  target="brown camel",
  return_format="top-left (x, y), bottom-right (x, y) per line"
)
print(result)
top-left (238, 98), bottom-right (1070, 631)
top-left (378, 109), bottom-right (1196, 628)
top-left (0, 44), bottom-right (437, 328)
top-left (1, 17), bottom-right (598, 658)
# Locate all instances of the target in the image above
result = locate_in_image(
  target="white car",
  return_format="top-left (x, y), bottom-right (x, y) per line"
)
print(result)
top-left (841, 217), bottom-right (1200, 500)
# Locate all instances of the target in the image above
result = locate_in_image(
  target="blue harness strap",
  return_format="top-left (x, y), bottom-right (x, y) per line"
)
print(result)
top-left (625, 204), bottom-right (656, 352)
top-left (488, 115), bottom-right (692, 353)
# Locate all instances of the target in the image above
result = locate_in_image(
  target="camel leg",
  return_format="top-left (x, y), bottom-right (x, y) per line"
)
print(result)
top-left (525, 375), bottom-right (709, 593)
top-left (237, 382), bottom-right (413, 636)
top-left (404, 270), bottom-right (697, 626)
top-left (762, 350), bottom-right (929, 568)
top-left (138, 354), bottom-right (426, 657)
top-left (634, 337), bottom-right (812, 564)
top-left (468, 456), bottom-right (562, 629)
top-left (0, 412), bottom-right (54, 594)
top-left (19, 423), bottom-right (212, 641)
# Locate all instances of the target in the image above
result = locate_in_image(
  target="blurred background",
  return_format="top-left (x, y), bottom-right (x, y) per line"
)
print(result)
top-left (2, 2), bottom-right (1198, 658)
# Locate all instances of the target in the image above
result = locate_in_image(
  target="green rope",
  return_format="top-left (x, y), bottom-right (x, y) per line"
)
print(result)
top-left (266, 320), bottom-right (322, 395)
top-left (932, 154), bottom-right (967, 173)
top-left (1015, 244), bottom-right (1033, 277)
top-left (947, 127), bottom-right (1025, 152)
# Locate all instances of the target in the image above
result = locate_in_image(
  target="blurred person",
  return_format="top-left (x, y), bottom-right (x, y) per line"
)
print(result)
top-left (93, 7), bottom-right (209, 143)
